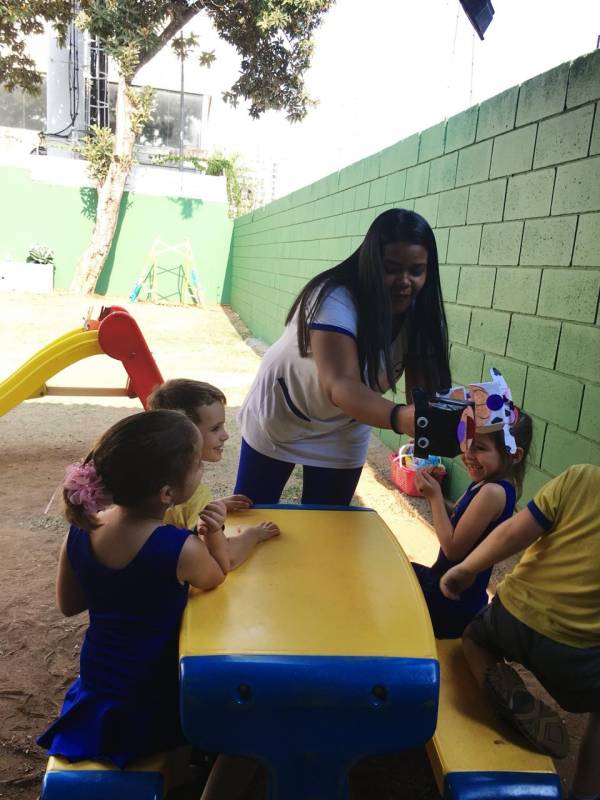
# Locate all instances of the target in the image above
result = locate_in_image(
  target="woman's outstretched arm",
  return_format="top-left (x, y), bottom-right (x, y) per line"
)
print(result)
top-left (310, 329), bottom-right (414, 435)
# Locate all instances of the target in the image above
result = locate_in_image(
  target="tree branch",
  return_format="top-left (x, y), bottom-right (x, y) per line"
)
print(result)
top-left (134, 2), bottom-right (202, 75)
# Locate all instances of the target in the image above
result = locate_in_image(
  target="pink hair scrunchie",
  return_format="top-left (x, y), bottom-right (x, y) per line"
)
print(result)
top-left (64, 460), bottom-right (113, 515)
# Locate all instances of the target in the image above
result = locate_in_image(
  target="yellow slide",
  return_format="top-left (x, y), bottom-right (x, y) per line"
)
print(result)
top-left (0, 328), bottom-right (102, 417)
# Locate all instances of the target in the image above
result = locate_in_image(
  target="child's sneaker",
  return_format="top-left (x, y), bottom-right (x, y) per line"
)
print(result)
top-left (485, 662), bottom-right (569, 759)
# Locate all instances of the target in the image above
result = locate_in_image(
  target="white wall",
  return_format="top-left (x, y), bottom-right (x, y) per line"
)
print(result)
top-left (0, 146), bottom-right (227, 202)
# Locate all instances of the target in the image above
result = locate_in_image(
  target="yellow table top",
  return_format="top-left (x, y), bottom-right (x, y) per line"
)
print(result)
top-left (180, 507), bottom-right (437, 660)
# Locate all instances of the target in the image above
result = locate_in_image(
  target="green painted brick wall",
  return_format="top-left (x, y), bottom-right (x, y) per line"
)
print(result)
top-left (458, 266), bottom-right (496, 307)
top-left (490, 124), bottom-right (537, 178)
top-left (429, 152), bottom-right (458, 193)
top-left (467, 178), bottom-right (506, 224)
top-left (438, 187), bottom-right (469, 227)
top-left (520, 216), bottom-right (577, 266)
top-left (456, 140), bottom-right (492, 186)
top-left (229, 49), bottom-right (600, 504)
top-left (493, 268), bottom-right (541, 315)
top-left (477, 87), bottom-right (518, 141)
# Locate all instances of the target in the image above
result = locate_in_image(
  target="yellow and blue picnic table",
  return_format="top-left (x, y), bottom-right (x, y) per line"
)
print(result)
top-left (41, 504), bottom-right (561, 799)
top-left (179, 504), bottom-right (439, 799)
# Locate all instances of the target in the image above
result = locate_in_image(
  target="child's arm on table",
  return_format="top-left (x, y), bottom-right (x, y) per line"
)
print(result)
top-left (177, 534), bottom-right (226, 590)
top-left (440, 508), bottom-right (545, 599)
top-left (227, 522), bottom-right (280, 570)
top-left (56, 535), bottom-right (88, 616)
top-left (415, 470), bottom-right (505, 562)
top-left (197, 501), bottom-right (230, 573)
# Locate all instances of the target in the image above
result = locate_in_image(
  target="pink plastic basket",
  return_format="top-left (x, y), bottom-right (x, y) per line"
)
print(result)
top-left (388, 452), bottom-right (446, 497)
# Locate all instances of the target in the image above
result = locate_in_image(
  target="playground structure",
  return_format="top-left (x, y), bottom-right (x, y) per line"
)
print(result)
top-left (0, 305), bottom-right (163, 417)
top-left (129, 239), bottom-right (203, 306)
top-left (42, 506), bottom-right (561, 800)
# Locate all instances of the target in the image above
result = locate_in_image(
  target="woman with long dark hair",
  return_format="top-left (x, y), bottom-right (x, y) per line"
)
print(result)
top-left (234, 208), bottom-right (452, 505)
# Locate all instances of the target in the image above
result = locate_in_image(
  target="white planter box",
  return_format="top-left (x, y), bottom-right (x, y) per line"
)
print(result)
top-left (0, 260), bottom-right (54, 293)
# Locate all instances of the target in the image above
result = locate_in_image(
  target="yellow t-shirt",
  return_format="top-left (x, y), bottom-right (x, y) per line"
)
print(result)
top-left (498, 464), bottom-right (600, 648)
top-left (163, 483), bottom-right (213, 531)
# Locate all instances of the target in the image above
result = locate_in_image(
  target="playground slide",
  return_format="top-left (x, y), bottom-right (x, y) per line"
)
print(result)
top-left (0, 328), bottom-right (102, 417)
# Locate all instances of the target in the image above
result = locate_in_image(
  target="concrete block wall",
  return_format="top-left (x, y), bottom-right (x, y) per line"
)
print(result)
top-left (229, 50), bottom-right (600, 503)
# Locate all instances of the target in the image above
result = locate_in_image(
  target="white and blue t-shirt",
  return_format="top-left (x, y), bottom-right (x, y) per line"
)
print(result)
top-left (238, 286), bottom-right (408, 469)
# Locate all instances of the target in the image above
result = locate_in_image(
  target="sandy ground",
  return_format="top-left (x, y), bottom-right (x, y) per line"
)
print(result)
top-left (0, 293), bottom-right (582, 798)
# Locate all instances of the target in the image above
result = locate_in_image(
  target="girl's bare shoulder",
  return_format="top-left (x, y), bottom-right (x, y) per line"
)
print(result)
top-left (478, 480), bottom-right (510, 510)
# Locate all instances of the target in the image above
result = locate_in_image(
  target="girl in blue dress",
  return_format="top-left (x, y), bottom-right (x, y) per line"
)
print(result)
top-left (37, 409), bottom-right (275, 769)
top-left (412, 402), bottom-right (532, 639)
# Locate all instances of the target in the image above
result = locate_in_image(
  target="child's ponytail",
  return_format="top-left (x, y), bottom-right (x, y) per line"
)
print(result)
top-left (63, 457), bottom-right (113, 531)
top-left (62, 410), bottom-right (199, 531)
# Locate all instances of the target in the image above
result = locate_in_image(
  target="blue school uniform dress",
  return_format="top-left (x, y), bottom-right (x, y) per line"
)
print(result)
top-left (37, 524), bottom-right (192, 767)
top-left (412, 480), bottom-right (516, 639)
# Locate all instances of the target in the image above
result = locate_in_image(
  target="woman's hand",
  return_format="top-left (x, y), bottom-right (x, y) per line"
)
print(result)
top-left (198, 500), bottom-right (227, 535)
top-left (414, 467), bottom-right (442, 500)
top-left (439, 564), bottom-right (476, 600)
top-left (218, 494), bottom-right (253, 512)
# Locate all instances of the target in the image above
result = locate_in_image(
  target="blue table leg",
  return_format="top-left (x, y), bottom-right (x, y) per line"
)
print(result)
top-left (264, 753), bottom-right (350, 800)
top-left (181, 654), bottom-right (439, 798)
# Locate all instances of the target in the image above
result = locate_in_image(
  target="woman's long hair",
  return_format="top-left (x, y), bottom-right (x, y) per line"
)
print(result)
top-left (287, 208), bottom-right (451, 394)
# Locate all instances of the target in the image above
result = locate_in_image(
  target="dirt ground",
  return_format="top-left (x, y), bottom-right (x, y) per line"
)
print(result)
top-left (0, 293), bottom-right (583, 798)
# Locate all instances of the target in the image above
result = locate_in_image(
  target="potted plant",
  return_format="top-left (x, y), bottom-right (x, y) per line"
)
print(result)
top-left (0, 244), bottom-right (55, 293)
top-left (27, 244), bottom-right (55, 266)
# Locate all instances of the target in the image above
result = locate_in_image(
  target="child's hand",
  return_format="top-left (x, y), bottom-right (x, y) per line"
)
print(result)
top-left (219, 494), bottom-right (253, 512)
top-left (440, 565), bottom-right (476, 600)
top-left (197, 501), bottom-right (227, 535)
top-left (244, 521), bottom-right (280, 542)
top-left (414, 467), bottom-right (442, 499)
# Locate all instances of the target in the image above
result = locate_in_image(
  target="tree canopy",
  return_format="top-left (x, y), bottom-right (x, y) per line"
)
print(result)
top-left (0, 0), bottom-right (334, 121)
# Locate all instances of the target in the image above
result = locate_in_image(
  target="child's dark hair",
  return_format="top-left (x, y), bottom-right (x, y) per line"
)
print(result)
top-left (147, 379), bottom-right (226, 426)
top-left (488, 411), bottom-right (533, 499)
top-left (64, 410), bottom-right (200, 531)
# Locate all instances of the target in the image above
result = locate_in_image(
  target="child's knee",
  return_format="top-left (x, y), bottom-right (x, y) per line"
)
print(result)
top-left (461, 622), bottom-right (476, 644)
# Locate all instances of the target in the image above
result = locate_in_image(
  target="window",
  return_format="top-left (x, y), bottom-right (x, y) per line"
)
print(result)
top-left (108, 84), bottom-right (205, 150)
top-left (0, 79), bottom-right (46, 130)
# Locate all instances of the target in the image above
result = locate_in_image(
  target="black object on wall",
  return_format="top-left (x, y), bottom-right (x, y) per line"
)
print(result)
top-left (459, 0), bottom-right (495, 39)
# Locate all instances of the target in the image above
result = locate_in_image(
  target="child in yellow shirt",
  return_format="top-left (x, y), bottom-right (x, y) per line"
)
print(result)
top-left (441, 464), bottom-right (600, 800)
top-left (148, 379), bottom-right (279, 570)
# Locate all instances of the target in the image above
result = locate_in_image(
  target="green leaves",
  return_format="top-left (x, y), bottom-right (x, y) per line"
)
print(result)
top-left (1, 0), bottom-right (334, 121)
top-left (77, 125), bottom-right (115, 185)
top-left (150, 150), bottom-right (251, 217)
top-left (206, 0), bottom-right (333, 120)
top-left (127, 85), bottom-right (155, 135)
top-left (198, 49), bottom-right (216, 67)
top-left (171, 31), bottom-right (200, 59)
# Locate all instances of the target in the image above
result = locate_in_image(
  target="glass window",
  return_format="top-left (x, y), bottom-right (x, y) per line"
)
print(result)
top-left (0, 78), bottom-right (46, 130)
top-left (108, 83), bottom-right (204, 150)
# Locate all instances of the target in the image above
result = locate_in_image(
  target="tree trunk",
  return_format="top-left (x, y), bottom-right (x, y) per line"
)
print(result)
top-left (70, 75), bottom-right (136, 294)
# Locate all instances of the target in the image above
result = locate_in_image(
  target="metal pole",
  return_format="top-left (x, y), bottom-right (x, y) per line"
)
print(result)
top-left (179, 31), bottom-right (185, 169)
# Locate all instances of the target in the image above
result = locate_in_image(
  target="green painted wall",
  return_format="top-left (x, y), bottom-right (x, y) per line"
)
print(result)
top-left (0, 166), bottom-right (233, 302)
top-left (228, 49), bottom-right (600, 504)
